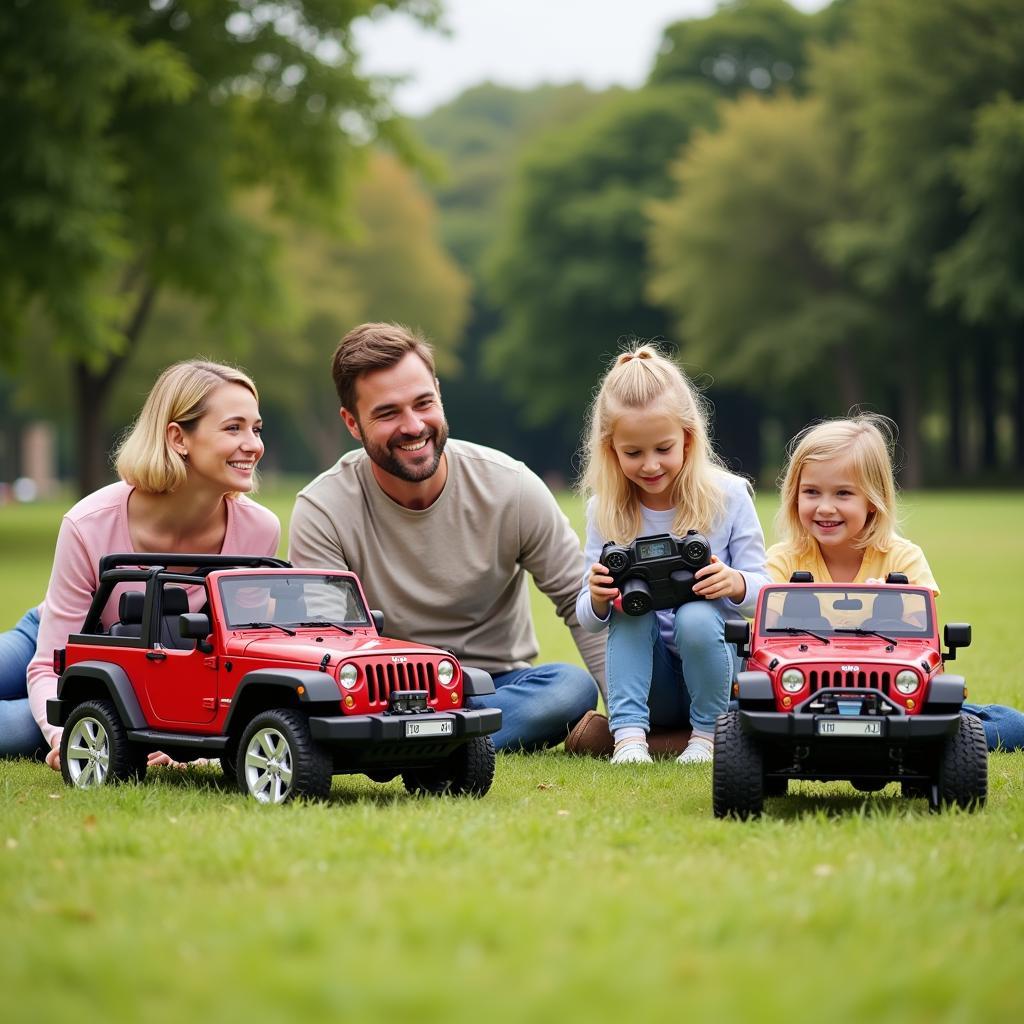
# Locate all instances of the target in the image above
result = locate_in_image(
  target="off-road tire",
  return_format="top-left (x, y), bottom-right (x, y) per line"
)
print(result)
top-left (935, 711), bottom-right (988, 811)
top-left (712, 709), bottom-right (764, 819)
top-left (236, 708), bottom-right (332, 804)
top-left (401, 736), bottom-right (496, 797)
top-left (61, 699), bottom-right (147, 789)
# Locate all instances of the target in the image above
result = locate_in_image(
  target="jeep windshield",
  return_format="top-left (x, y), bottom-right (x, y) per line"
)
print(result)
top-left (218, 574), bottom-right (370, 629)
top-left (758, 586), bottom-right (933, 638)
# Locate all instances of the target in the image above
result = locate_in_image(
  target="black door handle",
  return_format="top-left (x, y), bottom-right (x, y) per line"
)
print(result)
top-left (146, 651), bottom-right (167, 661)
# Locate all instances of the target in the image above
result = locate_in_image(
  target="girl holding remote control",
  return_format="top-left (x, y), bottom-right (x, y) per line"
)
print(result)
top-left (575, 345), bottom-right (768, 764)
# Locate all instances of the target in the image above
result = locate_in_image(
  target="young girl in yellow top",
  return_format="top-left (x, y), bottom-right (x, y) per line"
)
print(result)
top-left (767, 414), bottom-right (1023, 751)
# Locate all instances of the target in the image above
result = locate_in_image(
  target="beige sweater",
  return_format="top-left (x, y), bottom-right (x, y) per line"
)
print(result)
top-left (289, 439), bottom-right (606, 691)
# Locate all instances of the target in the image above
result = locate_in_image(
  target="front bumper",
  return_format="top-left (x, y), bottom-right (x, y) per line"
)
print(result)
top-left (307, 706), bottom-right (501, 743)
top-left (739, 709), bottom-right (961, 742)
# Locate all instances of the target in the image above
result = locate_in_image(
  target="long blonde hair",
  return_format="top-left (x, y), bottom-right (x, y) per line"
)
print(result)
top-left (776, 414), bottom-right (900, 558)
top-left (114, 360), bottom-right (259, 495)
top-left (578, 344), bottom-right (726, 543)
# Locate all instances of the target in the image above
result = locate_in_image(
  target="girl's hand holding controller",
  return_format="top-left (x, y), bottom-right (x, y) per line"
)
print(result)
top-left (588, 562), bottom-right (619, 618)
top-left (692, 555), bottom-right (747, 602)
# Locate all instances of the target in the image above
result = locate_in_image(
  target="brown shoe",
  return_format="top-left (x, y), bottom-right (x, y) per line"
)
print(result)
top-left (564, 710), bottom-right (613, 758)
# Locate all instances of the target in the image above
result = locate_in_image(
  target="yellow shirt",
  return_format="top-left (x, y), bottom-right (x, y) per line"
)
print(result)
top-left (765, 537), bottom-right (939, 596)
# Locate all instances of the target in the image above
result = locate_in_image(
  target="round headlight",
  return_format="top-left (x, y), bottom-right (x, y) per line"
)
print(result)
top-left (437, 659), bottom-right (455, 686)
top-left (895, 670), bottom-right (919, 695)
top-left (780, 668), bottom-right (804, 693)
top-left (339, 663), bottom-right (358, 690)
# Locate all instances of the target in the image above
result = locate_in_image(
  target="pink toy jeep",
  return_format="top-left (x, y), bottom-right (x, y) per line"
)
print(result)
top-left (48, 554), bottom-right (500, 804)
top-left (713, 572), bottom-right (986, 818)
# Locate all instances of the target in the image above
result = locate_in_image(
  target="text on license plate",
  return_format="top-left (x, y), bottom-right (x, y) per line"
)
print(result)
top-left (817, 719), bottom-right (882, 737)
top-left (405, 718), bottom-right (454, 738)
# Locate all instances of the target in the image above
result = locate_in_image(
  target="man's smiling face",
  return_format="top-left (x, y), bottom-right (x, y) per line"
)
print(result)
top-left (342, 351), bottom-right (449, 484)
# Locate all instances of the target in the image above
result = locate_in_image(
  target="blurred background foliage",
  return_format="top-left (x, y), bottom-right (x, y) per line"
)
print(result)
top-left (2, 0), bottom-right (1023, 494)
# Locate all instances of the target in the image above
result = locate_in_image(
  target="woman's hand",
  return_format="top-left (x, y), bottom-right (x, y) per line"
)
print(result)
top-left (693, 556), bottom-right (746, 602)
top-left (588, 562), bottom-right (619, 618)
top-left (45, 745), bottom-right (61, 771)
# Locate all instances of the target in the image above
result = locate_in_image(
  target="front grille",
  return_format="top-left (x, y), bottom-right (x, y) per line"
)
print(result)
top-left (808, 669), bottom-right (891, 694)
top-left (366, 661), bottom-right (437, 708)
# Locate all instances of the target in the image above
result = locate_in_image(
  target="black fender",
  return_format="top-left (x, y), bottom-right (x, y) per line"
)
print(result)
top-left (223, 668), bottom-right (341, 734)
top-left (735, 670), bottom-right (775, 709)
top-left (49, 661), bottom-right (147, 729)
top-left (461, 666), bottom-right (495, 697)
top-left (925, 673), bottom-right (966, 711)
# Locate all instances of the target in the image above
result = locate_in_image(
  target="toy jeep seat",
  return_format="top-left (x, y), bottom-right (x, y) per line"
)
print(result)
top-left (108, 586), bottom-right (193, 648)
top-left (864, 591), bottom-right (905, 631)
top-left (109, 591), bottom-right (144, 638)
top-left (778, 590), bottom-right (830, 630)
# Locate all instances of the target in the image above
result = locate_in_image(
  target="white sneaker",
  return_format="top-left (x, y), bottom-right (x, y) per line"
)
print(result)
top-left (611, 740), bottom-right (653, 764)
top-left (676, 736), bottom-right (714, 765)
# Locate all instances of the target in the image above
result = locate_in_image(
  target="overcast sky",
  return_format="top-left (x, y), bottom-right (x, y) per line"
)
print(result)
top-left (353, 0), bottom-right (828, 116)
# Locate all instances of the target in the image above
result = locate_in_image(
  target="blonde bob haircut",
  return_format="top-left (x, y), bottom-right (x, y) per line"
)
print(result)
top-left (114, 360), bottom-right (259, 495)
top-left (775, 413), bottom-right (899, 557)
top-left (578, 343), bottom-right (726, 544)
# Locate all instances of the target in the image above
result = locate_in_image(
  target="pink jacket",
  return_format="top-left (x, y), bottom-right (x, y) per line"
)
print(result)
top-left (27, 482), bottom-right (280, 748)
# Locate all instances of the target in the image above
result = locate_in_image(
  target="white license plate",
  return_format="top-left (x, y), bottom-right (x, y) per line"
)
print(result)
top-left (405, 718), bottom-right (454, 738)
top-left (817, 719), bottom-right (882, 737)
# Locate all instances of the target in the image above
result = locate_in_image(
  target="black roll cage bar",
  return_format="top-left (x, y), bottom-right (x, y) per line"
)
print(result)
top-left (81, 553), bottom-right (291, 638)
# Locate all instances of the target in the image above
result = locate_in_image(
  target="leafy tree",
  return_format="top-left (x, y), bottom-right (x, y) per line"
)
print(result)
top-left (647, 94), bottom-right (885, 426)
top-left (932, 95), bottom-right (1024, 471)
top-left (649, 0), bottom-right (828, 97)
top-left (43, 151), bottom-right (470, 477)
top-left (818, 0), bottom-right (1024, 481)
top-left (483, 85), bottom-right (719, 445)
top-left (415, 83), bottom-right (610, 477)
top-left (0, 0), bottom-right (439, 494)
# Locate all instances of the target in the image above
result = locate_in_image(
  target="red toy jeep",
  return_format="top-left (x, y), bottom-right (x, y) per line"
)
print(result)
top-left (712, 573), bottom-right (987, 818)
top-left (47, 554), bottom-right (501, 804)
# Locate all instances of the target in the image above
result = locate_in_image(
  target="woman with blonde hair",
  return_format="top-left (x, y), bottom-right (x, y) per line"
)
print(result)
top-left (0, 359), bottom-right (280, 769)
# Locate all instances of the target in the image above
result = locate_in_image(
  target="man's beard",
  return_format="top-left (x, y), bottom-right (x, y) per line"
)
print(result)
top-left (363, 421), bottom-right (449, 483)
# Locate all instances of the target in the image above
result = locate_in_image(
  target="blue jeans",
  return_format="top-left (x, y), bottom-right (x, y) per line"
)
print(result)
top-left (465, 663), bottom-right (598, 751)
top-left (0, 607), bottom-right (45, 758)
top-left (606, 600), bottom-right (732, 736)
top-left (964, 702), bottom-right (1024, 752)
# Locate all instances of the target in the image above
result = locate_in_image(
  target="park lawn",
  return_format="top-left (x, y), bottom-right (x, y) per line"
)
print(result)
top-left (1, 487), bottom-right (1023, 1022)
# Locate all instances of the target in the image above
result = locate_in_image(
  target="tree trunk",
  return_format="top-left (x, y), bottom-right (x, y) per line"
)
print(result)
top-left (947, 347), bottom-right (964, 475)
top-left (834, 341), bottom-right (862, 413)
top-left (1014, 335), bottom-right (1024, 472)
top-left (976, 336), bottom-right (997, 471)
top-left (898, 348), bottom-right (923, 489)
top-left (72, 280), bottom-right (158, 496)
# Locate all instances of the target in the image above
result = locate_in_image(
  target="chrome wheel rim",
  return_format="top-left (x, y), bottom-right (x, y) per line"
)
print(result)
top-left (243, 727), bottom-right (294, 804)
top-left (66, 716), bottom-right (111, 788)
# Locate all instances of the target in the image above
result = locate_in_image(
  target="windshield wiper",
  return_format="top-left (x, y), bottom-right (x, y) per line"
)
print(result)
top-left (295, 619), bottom-right (354, 636)
top-left (235, 621), bottom-right (296, 636)
top-left (765, 626), bottom-right (831, 645)
top-left (835, 626), bottom-right (898, 646)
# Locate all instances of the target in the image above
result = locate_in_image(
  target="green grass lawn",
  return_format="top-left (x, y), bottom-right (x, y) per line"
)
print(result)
top-left (1, 487), bottom-right (1023, 1022)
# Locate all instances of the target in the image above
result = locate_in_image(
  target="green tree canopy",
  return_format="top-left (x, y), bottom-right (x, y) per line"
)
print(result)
top-left (0, 0), bottom-right (439, 493)
top-left (647, 93), bottom-right (883, 415)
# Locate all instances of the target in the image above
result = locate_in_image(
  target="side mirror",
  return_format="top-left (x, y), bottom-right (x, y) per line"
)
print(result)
top-left (180, 613), bottom-right (213, 654)
top-left (943, 622), bottom-right (971, 661)
top-left (789, 571), bottom-right (814, 583)
top-left (724, 618), bottom-right (751, 659)
top-left (371, 610), bottom-right (385, 635)
top-left (885, 572), bottom-right (909, 585)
